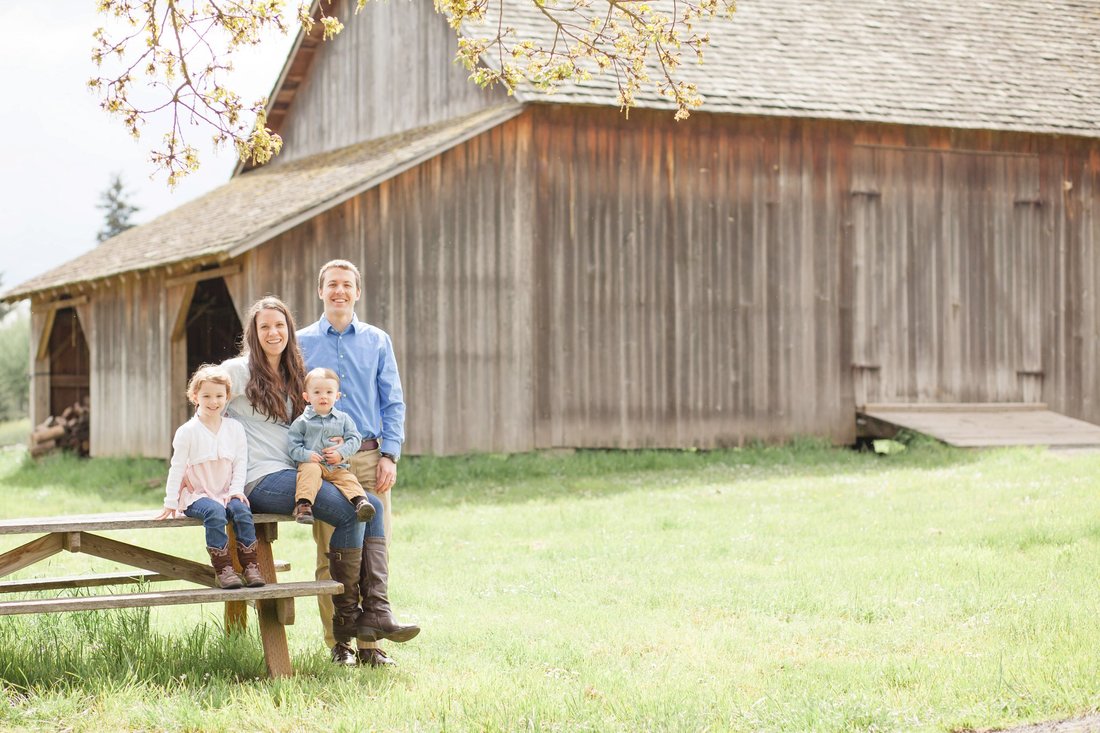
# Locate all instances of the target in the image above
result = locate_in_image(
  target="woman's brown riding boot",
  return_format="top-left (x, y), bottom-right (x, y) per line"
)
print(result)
top-left (207, 545), bottom-right (242, 589)
top-left (357, 537), bottom-right (420, 643)
top-left (235, 540), bottom-right (266, 588)
top-left (326, 547), bottom-right (364, 665)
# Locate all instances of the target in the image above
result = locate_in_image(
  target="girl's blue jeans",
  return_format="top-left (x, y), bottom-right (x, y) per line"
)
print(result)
top-left (184, 497), bottom-right (257, 549)
top-left (247, 469), bottom-right (368, 548)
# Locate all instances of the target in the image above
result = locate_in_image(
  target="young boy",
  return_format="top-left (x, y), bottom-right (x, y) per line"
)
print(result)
top-left (288, 367), bottom-right (376, 524)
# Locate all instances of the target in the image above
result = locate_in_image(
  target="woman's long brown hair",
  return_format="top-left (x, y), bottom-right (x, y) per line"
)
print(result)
top-left (240, 297), bottom-right (306, 423)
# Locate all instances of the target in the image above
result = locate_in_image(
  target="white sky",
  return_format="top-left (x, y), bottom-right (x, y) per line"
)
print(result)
top-left (0, 3), bottom-right (296, 295)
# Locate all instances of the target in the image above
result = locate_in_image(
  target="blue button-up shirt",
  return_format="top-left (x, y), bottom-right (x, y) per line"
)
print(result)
top-left (287, 405), bottom-right (363, 469)
top-left (297, 314), bottom-right (406, 459)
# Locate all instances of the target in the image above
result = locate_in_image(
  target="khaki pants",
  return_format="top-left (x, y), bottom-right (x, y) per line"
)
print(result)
top-left (314, 447), bottom-right (392, 649)
top-left (296, 463), bottom-right (365, 504)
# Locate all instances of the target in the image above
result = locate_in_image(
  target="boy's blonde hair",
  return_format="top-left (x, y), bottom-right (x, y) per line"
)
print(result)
top-left (187, 364), bottom-right (233, 404)
top-left (317, 259), bottom-right (362, 290)
top-left (305, 367), bottom-right (341, 389)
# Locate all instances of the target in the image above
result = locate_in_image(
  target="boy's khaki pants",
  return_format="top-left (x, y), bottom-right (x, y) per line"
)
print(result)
top-left (313, 447), bottom-right (392, 650)
top-left (296, 463), bottom-right (365, 504)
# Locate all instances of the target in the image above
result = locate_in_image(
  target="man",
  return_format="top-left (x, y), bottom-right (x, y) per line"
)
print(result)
top-left (298, 258), bottom-right (411, 667)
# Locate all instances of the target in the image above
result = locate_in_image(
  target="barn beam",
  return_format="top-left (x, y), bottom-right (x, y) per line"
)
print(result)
top-left (165, 264), bottom-right (242, 289)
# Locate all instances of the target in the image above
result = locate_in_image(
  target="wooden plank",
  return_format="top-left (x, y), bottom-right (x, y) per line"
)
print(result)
top-left (76, 532), bottom-right (220, 588)
top-left (0, 534), bottom-right (63, 578)
top-left (860, 405), bottom-right (1100, 447)
top-left (0, 581), bottom-right (341, 616)
top-left (254, 525), bottom-right (292, 677)
top-left (0, 561), bottom-right (291, 593)
top-left (864, 402), bottom-right (1048, 412)
top-left (34, 308), bottom-right (57, 362)
top-left (0, 511), bottom-right (290, 535)
top-left (39, 296), bottom-right (90, 313)
top-left (164, 264), bottom-right (242, 290)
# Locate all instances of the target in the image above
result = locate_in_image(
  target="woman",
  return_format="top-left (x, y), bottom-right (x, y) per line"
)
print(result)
top-left (222, 297), bottom-right (419, 666)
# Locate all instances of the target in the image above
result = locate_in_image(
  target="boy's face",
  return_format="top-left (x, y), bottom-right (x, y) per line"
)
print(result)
top-left (303, 377), bottom-right (340, 414)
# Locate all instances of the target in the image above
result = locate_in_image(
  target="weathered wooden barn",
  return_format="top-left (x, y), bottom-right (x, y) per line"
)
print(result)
top-left (5, 0), bottom-right (1100, 458)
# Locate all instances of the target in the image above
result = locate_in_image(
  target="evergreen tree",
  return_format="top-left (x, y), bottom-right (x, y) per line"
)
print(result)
top-left (96, 173), bottom-right (139, 243)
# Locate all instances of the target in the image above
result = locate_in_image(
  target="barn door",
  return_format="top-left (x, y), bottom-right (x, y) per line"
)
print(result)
top-left (850, 145), bottom-right (1042, 406)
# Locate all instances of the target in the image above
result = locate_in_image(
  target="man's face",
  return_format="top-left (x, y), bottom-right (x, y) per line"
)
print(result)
top-left (319, 267), bottom-right (360, 318)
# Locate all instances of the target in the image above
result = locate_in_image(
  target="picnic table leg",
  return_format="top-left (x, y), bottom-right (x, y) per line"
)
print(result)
top-left (223, 525), bottom-right (247, 632)
top-left (254, 523), bottom-right (293, 677)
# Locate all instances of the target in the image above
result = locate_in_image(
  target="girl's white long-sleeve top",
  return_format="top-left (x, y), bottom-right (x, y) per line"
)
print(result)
top-left (163, 416), bottom-right (249, 511)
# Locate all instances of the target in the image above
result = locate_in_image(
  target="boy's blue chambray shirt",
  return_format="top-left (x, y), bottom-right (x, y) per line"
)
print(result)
top-left (287, 405), bottom-right (363, 469)
top-left (297, 314), bottom-right (406, 459)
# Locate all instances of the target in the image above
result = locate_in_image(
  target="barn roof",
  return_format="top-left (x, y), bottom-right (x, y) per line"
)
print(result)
top-left (3, 104), bottom-right (522, 301)
top-left (468, 0), bottom-right (1100, 139)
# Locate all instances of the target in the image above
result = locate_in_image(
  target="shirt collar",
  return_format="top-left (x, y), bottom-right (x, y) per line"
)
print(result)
top-left (319, 313), bottom-right (363, 337)
top-left (302, 405), bottom-right (332, 420)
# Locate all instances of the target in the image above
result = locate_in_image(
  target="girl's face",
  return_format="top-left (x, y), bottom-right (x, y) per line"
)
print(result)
top-left (255, 308), bottom-right (289, 361)
top-left (193, 381), bottom-right (228, 418)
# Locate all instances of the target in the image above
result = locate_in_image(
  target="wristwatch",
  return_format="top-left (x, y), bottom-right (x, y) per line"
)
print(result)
top-left (380, 452), bottom-right (399, 464)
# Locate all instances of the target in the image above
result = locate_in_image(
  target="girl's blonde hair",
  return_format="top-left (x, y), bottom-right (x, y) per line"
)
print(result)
top-left (187, 364), bottom-right (233, 405)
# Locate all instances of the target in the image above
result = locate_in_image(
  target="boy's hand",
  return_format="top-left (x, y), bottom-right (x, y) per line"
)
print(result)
top-left (154, 508), bottom-right (177, 520)
top-left (323, 437), bottom-right (344, 465)
top-left (309, 452), bottom-right (324, 464)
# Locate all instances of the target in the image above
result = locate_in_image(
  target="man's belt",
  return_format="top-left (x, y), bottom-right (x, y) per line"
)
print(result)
top-left (358, 439), bottom-right (379, 452)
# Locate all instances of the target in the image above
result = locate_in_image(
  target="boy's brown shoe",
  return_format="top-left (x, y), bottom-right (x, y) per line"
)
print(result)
top-left (351, 496), bottom-right (376, 522)
top-left (294, 501), bottom-right (314, 524)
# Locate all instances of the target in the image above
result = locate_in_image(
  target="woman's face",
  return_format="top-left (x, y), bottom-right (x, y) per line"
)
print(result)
top-left (254, 307), bottom-right (289, 361)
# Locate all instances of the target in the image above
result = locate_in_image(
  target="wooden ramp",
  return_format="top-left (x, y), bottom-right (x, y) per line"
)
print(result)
top-left (858, 403), bottom-right (1100, 448)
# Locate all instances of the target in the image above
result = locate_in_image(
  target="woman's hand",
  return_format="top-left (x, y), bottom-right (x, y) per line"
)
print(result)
top-left (154, 508), bottom-right (177, 520)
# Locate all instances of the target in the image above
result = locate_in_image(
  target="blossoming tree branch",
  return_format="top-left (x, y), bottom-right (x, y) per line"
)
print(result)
top-left (92, 0), bottom-right (737, 185)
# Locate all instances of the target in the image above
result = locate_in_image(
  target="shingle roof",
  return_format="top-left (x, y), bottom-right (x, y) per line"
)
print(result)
top-left (4, 104), bottom-right (522, 301)
top-left (470, 0), bottom-right (1100, 138)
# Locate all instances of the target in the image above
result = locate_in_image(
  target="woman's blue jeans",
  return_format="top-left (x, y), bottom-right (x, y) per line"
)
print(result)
top-left (247, 469), bottom-right (367, 548)
top-left (184, 497), bottom-right (257, 549)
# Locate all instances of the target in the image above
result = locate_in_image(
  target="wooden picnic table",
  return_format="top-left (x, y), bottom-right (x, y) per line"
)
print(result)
top-left (0, 510), bottom-right (341, 678)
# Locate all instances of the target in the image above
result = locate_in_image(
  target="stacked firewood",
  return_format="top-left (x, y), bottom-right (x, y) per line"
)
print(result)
top-left (30, 398), bottom-right (90, 458)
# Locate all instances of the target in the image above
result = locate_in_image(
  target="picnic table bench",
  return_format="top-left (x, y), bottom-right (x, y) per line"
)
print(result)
top-left (0, 510), bottom-right (341, 677)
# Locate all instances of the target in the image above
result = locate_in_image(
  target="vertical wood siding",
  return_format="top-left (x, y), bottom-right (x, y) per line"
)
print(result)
top-left (271, 0), bottom-right (512, 166)
top-left (532, 106), bottom-right (854, 447)
top-left (850, 145), bottom-right (1043, 404)
top-left (87, 274), bottom-right (173, 457)
top-left (251, 116), bottom-right (535, 456)
top-left (65, 110), bottom-right (1100, 457)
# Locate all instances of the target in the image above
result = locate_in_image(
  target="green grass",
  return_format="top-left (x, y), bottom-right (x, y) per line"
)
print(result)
top-left (0, 419), bottom-right (28, 448)
top-left (1, 442), bottom-right (1099, 731)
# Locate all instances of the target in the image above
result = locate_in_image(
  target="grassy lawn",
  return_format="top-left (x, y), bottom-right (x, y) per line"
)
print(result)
top-left (0, 441), bottom-right (1099, 731)
top-left (0, 419), bottom-right (29, 448)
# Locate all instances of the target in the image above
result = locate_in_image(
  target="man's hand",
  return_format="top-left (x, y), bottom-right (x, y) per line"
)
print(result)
top-left (376, 456), bottom-right (396, 494)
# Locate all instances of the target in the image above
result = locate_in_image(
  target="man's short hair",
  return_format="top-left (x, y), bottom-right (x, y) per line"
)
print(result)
top-left (305, 367), bottom-right (341, 389)
top-left (317, 259), bottom-right (362, 291)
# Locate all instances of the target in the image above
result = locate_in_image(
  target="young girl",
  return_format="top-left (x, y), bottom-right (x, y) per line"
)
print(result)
top-left (155, 365), bottom-right (264, 589)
